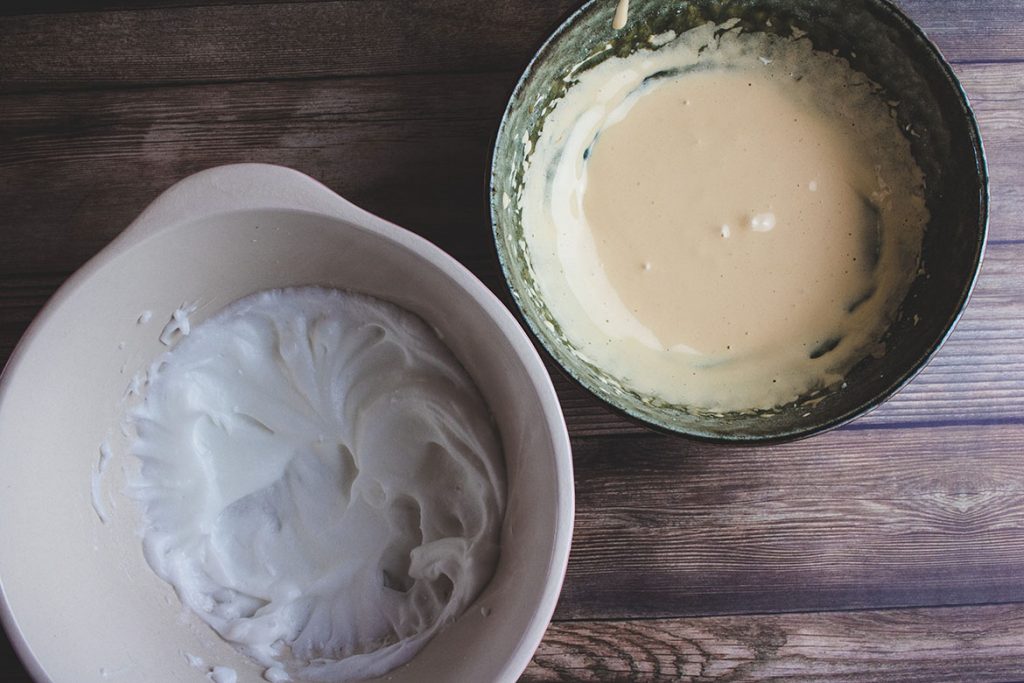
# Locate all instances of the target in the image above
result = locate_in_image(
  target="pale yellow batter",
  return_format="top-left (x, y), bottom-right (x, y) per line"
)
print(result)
top-left (519, 22), bottom-right (927, 412)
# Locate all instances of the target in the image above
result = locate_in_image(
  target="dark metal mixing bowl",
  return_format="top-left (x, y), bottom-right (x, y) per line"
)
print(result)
top-left (490, 0), bottom-right (988, 443)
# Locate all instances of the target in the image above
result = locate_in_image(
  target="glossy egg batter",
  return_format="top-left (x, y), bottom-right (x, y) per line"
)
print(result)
top-left (519, 22), bottom-right (927, 411)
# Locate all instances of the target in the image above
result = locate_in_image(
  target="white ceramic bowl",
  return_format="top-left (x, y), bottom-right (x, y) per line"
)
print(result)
top-left (0, 164), bottom-right (573, 683)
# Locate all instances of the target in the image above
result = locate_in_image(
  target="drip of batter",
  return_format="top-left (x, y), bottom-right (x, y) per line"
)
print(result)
top-left (519, 22), bottom-right (927, 411)
top-left (613, 0), bottom-right (629, 30)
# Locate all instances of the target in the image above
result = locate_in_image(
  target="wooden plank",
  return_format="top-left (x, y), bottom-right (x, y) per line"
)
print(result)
top-left (555, 423), bottom-right (1024, 620)
top-left (0, 273), bottom-right (62, 368)
top-left (0, 1), bottom-right (1020, 95)
top-left (0, 0), bottom-right (579, 93)
top-left (898, 0), bottom-right (1024, 64)
top-left (958, 62), bottom-right (1024, 249)
top-left (524, 603), bottom-right (1024, 682)
top-left (0, 71), bottom-right (514, 274)
top-left (0, 61), bottom-right (1019, 271)
top-left (0, 0), bottom-right (319, 16)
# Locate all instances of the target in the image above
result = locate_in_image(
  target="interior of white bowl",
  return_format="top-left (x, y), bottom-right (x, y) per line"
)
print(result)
top-left (0, 165), bottom-right (573, 683)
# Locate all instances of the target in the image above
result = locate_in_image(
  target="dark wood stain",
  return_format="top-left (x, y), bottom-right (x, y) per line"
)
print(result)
top-left (0, 0), bottom-right (580, 93)
top-left (2, 0), bottom-right (1024, 681)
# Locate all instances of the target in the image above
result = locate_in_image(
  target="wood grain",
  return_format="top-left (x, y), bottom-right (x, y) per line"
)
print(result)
top-left (523, 603), bottom-right (1024, 682)
top-left (0, 0), bottom-right (578, 93)
top-left (898, 0), bottom-right (1024, 63)
top-left (0, 0), bottom-right (329, 15)
top-left (0, 71), bottom-right (513, 274)
top-left (556, 423), bottom-right (1024, 620)
top-left (1, 1), bottom-right (1021, 95)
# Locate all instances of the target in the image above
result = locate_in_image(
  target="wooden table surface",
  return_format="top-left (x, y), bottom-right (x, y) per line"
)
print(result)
top-left (2, 1), bottom-right (1023, 680)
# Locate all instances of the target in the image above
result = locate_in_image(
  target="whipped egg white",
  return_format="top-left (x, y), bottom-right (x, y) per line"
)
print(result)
top-left (130, 287), bottom-right (505, 682)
